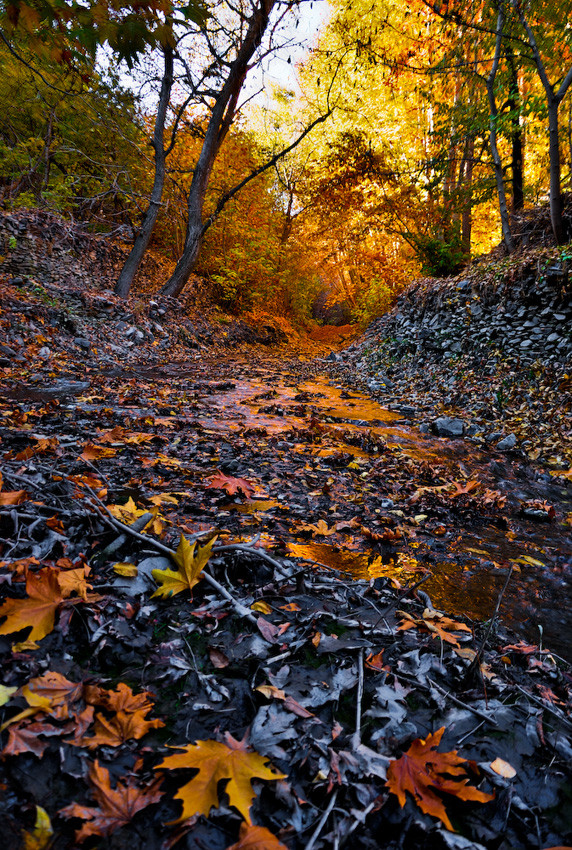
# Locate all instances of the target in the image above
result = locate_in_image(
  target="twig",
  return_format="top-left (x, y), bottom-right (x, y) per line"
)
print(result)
top-left (306, 790), bottom-right (339, 850)
top-left (213, 544), bottom-right (289, 578)
top-left (371, 573), bottom-right (432, 629)
top-left (513, 683), bottom-right (572, 733)
top-left (469, 564), bottom-right (514, 676)
top-left (426, 677), bottom-right (499, 726)
top-left (351, 648), bottom-right (365, 749)
top-left (339, 800), bottom-right (377, 848)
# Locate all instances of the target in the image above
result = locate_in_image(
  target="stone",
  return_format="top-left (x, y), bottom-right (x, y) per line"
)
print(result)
top-left (431, 416), bottom-right (464, 438)
top-left (520, 339), bottom-right (533, 348)
top-left (547, 333), bottom-right (560, 342)
top-left (74, 337), bottom-right (91, 350)
top-left (38, 346), bottom-right (51, 359)
top-left (496, 433), bottom-right (517, 451)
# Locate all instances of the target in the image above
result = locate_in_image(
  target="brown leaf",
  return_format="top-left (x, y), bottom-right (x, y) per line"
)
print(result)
top-left (0, 489), bottom-right (28, 505)
top-left (386, 727), bottom-right (493, 830)
top-left (57, 566), bottom-right (92, 601)
top-left (257, 617), bottom-right (280, 643)
top-left (19, 671), bottom-right (84, 719)
top-left (59, 760), bottom-right (163, 842)
top-left (155, 733), bottom-right (285, 824)
top-left (226, 822), bottom-right (289, 850)
top-left (0, 567), bottom-right (63, 642)
top-left (206, 470), bottom-right (257, 499)
top-left (72, 707), bottom-right (164, 749)
top-left (209, 648), bottom-right (230, 668)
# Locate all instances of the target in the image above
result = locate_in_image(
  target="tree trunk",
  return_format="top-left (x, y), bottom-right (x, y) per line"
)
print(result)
top-left (115, 46), bottom-right (174, 298)
top-left (159, 0), bottom-right (277, 299)
top-left (547, 98), bottom-right (565, 244)
top-left (506, 47), bottom-right (524, 211)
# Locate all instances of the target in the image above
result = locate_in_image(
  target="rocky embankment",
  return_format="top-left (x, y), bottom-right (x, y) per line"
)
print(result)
top-left (335, 248), bottom-right (572, 469)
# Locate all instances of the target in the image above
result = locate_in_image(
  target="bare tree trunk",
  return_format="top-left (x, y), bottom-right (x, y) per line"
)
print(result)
top-left (547, 98), bottom-right (565, 244)
top-left (488, 4), bottom-right (514, 253)
top-left (160, 1), bottom-right (276, 298)
top-left (115, 46), bottom-right (174, 298)
top-left (506, 46), bottom-right (524, 211)
top-left (509, 0), bottom-right (572, 245)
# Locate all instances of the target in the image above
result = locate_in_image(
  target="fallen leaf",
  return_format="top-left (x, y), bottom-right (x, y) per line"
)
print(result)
top-left (20, 671), bottom-right (84, 719)
top-left (0, 568), bottom-right (64, 643)
top-left (72, 707), bottom-right (164, 749)
top-left (386, 727), bottom-right (494, 830)
top-left (152, 534), bottom-right (216, 599)
top-left (59, 760), bottom-right (163, 841)
top-left (226, 822), bottom-right (288, 850)
top-left (57, 566), bottom-right (92, 601)
top-left (155, 733), bottom-right (285, 823)
top-left (490, 758), bottom-right (516, 779)
top-left (0, 489), bottom-right (28, 505)
top-left (209, 648), bottom-right (230, 668)
top-left (112, 562), bottom-right (138, 577)
top-left (80, 443), bottom-right (118, 461)
top-left (0, 685), bottom-right (17, 705)
top-left (251, 601), bottom-right (273, 614)
top-left (21, 805), bottom-right (53, 850)
top-left (207, 471), bottom-right (257, 499)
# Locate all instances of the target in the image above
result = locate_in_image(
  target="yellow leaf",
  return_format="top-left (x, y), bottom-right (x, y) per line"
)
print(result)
top-left (251, 601), bottom-right (272, 614)
top-left (22, 805), bottom-right (53, 850)
top-left (0, 568), bottom-right (63, 643)
top-left (156, 734), bottom-right (285, 824)
top-left (0, 684), bottom-right (17, 706)
top-left (151, 535), bottom-right (216, 599)
top-left (112, 563), bottom-right (138, 577)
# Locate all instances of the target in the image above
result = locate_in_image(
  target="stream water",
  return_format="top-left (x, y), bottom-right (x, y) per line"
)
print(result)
top-left (67, 357), bottom-right (572, 660)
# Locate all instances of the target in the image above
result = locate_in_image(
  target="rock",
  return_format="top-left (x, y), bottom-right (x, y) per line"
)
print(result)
top-left (38, 346), bottom-right (51, 359)
top-left (431, 416), bottom-right (464, 438)
top-left (496, 433), bottom-right (517, 451)
top-left (326, 351), bottom-right (339, 362)
top-left (74, 337), bottom-right (91, 350)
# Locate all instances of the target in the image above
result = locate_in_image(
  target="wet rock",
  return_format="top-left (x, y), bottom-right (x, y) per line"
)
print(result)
top-left (74, 337), bottom-right (91, 350)
top-left (496, 433), bottom-right (517, 451)
top-left (38, 346), bottom-right (51, 359)
top-left (431, 416), bottom-right (464, 438)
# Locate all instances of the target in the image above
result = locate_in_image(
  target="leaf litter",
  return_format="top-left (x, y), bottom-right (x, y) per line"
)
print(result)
top-left (0, 295), bottom-right (571, 848)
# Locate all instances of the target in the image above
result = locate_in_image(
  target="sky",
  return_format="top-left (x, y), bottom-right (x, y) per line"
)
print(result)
top-left (243, 0), bottom-right (332, 102)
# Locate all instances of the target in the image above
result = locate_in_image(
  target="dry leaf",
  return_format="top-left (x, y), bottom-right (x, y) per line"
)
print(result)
top-left (0, 568), bottom-right (63, 643)
top-left (112, 562), bottom-right (138, 577)
top-left (206, 471), bottom-right (257, 499)
top-left (152, 534), bottom-right (215, 599)
top-left (59, 760), bottom-right (163, 841)
top-left (251, 601), bottom-right (273, 615)
top-left (21, 805), bottom-right (53, 850)
top-left (490, 758), bottom-right (516, 779)
top-left (386, 727), bottom-right (493, 830)
top-left (226, 822), bottom-right (288, 850)
top-left (156, 733), bottom-right (285, 823)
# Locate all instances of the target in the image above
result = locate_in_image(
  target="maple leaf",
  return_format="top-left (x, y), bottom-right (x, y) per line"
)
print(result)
top-left (449, 479), bottom-right (480, 498)
top-left (152, 534), bottom-right (216, 599)
top-left (59, 760), bottom-right (163, 842)
top-left (298, 519), bottom-right (336, 537)
top-left (0, 567), bottom-right (63, 643)
top-left (20, 671), bottom-right (84, 719)
top-left (227, 823), bottom-right (288, 850)
top-left (72, 710), bottom-right (164, 749)
top-left (57, 566), bottom-right (92, 601)
top-left (80, 443), bottom-right (118, 461)
top-left (0, 488), bottom-right (28, 505)
top-left (94, 682), bottom-right (157, 715)
top-left (398, 610), bottom-right (471, 648)
top-left (207, 470), bottom-right (257, 499)
top-left (386, 727), bottom-right (493, 831)
top-left (107, 497), bottom-right (154, 526)
top-left (155, 733), bottom-right (286, 823)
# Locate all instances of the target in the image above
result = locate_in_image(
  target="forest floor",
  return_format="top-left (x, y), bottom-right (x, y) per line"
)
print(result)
top-left (0, 274), bottom-right (572, 850)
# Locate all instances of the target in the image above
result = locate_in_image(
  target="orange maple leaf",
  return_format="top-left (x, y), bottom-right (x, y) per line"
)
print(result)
top-left (59, 760), bottom-right (163, 841)
top-left (227, 823), bottom-right (289, 850)
top-left (398, 610), bottom-right (472, 648)
top-left (206, 471), bottom-right (257, 499)
top-left (0, 568), bottom-right (63, 642)
top-left (72, 708), bottom-right (164, 749)
top-left (386, 727), bottom-right (493, 830)
top-left (19, 671), bottom-right (85, 719)
top-left (155, 733), bottom-right (285, 824)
